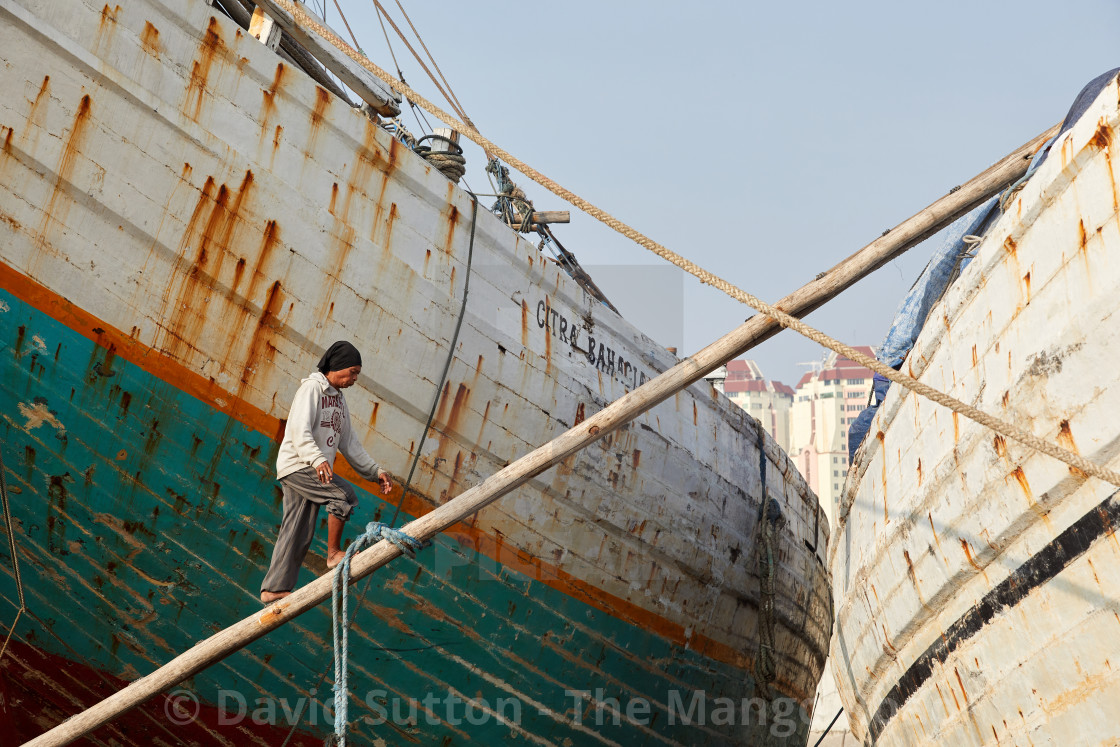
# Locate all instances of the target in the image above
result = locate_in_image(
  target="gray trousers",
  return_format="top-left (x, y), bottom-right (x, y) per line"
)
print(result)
top-left (260, 467), bottom-right (359, 594)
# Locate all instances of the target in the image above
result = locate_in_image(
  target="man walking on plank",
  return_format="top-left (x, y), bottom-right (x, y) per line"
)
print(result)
top-left (260, 341), bottom-right (393, 603)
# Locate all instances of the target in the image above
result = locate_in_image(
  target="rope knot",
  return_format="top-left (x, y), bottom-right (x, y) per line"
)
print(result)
top-left (358, 521), bottom-right (427, 558)
top-left (330, 522), bottom-right (427, 745)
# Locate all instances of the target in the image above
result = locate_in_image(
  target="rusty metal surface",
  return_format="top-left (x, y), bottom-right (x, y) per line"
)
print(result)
top-left (830, 74), bottom-right (1120, 744)
top-left (0, 0), bottom-right (832, 742)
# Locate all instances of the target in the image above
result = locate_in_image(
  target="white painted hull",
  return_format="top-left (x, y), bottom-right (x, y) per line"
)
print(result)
top-left (0, 0), bottom-right (830, 742)
top-left (830, 74), bottom-right (1120, 744)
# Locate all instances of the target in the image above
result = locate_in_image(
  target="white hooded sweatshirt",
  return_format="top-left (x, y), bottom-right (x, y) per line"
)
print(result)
top-left (275, 372), bottom-right (382, 481)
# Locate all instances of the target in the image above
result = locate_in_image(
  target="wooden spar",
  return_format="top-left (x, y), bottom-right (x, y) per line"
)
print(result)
top-left (252, 0), bottom-right (401, 116)
top-left (248, 6), bottom-right (282, 51)
top-left (515, 211), bottom-right (571, 225)
top-left (510, 211), bottom-right (572, 232)
top-left (21, 123), bottom-right (1058, 747)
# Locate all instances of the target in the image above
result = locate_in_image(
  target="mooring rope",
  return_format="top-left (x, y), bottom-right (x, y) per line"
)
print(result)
top-left (415, 134), bottom-right (466, 182)
top-left (331, 522), bottom-right (425, 746)
top-left (271, 0), bottom-right (1120, 489)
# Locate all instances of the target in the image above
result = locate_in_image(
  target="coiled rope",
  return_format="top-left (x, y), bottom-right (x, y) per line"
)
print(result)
top-left (331, 522), bottom-right (425, 746)
top-left (415, 134), bottom-right (466, 182)
top-left (272, 0), bottom-right (1120, 489)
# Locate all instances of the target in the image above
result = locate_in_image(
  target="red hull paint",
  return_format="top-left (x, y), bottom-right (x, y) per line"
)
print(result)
top-left (1, 638), bottom-right (322, 746)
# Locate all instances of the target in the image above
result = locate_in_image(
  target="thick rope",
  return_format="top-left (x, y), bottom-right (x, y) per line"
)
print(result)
top-left (271, 1), bottom-right (1120, 490)
top-left (331, 522), bottom-right (425, 746)
top-left (422, 152), bottom-right (466, 181)
top-left (415, 135), bottom-right (467, 182)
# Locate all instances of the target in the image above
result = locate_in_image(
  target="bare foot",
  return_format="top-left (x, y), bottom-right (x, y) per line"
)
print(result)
top-left (326, 551), bottom-right (346, 570)
top-left (260, 590), bottom-right (291, 603)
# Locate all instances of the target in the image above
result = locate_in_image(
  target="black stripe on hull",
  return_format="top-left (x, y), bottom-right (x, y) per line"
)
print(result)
top-left (867, 487), bottom-right (1120, 741)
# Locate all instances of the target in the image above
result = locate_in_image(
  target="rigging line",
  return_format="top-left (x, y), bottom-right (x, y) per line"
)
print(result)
top-left (368, 0), bottom-right (465, 122)
top-left (370, 0), bottom-right (432, 135)
top-left (0, 447), bottom-right (26, 662)
top-left (541, 225), bottom-right (619, 314)
top-left (390, 195), bottom-right (479, 527)
top-left (371, 0), bottom-right (405, 80)
top-left (391, 0), bottom-right (474, 130)
top-left (279, 198), bottom-right (479, 746)
top-left (271, 0), bottom-right (1120, 491)
top-left (413, 101), bottom-right (435, 134)
top-left (329, 0), bottom-right (362, 51)
top-left (810, 712), bottom-right (842, 747)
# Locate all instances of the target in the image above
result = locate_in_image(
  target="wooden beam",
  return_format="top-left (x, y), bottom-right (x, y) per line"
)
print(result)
top-left (510, 211), bottom-right (571, 230)
top-left (20, 123), bottom-right (1059, 747)
top-left (253, 0), bottom-right (401, 116)
top-left (248, 6), bottom-right (281, 50)
top-left (525, 211), bottom-right (569, 224)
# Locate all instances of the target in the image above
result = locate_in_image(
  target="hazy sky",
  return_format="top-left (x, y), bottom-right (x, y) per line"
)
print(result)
top-left (326, 0), bottom-right (1119, 386)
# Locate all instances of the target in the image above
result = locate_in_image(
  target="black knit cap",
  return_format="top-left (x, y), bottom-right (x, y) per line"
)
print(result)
top-left (317, 341), bottom-right (362, 374)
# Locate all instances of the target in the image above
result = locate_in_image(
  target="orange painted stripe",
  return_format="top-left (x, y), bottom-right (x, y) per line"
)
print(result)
top-left (0, 260), bottom-right (807, 697)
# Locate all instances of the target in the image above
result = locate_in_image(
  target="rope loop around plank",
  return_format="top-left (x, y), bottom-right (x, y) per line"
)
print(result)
top-left (331, 522), bottom-right (426, 746)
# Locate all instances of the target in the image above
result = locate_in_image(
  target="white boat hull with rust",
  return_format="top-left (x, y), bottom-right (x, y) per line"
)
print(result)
top-left (831, 74), bottom-right (1120, 745)
top-left (0, 0), bottom-right (830, 743)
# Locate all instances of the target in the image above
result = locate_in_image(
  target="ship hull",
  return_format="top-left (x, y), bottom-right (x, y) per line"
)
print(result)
top-left (830, 75), bottom-right (1120, 744)
top-left (0, 0), bottom-right (831, 744)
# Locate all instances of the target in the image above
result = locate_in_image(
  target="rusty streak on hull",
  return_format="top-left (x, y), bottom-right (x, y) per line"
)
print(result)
top-left (0, 0), bottom-right (830, 743)
top-left (832, 74), bottom-right (1120, 745)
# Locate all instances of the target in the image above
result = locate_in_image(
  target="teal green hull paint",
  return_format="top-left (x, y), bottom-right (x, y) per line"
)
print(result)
top-left (0, 288), bottom-right (811, 745)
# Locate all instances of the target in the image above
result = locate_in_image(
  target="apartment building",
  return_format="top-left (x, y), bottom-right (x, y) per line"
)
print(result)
top-left (787, 347), bottom-right (875, 524)
top-left (712, 360), bottom-right (795, 450)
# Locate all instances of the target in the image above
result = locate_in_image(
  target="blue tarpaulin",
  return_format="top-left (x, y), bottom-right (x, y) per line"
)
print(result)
top-left (846, 68), bottom-right (1120, 462)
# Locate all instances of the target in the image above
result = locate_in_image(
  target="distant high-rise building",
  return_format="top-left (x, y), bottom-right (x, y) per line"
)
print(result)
top-left (712, 353), bottom-right (872, 742)
top-left (716, 360), bottom-right (794, 450)
top-left (789, 347), bottom-right (874, 747)
top-left (788, 347), bottom-right (875, 524)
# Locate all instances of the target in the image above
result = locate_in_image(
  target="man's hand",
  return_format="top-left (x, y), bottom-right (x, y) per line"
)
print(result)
top-left (316, 461), bottom-right (333, 484)
top-left (378, 470), bottom-right (394, 495)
